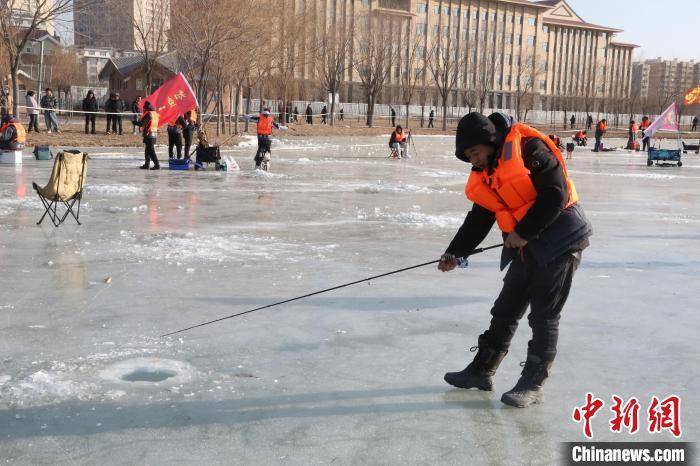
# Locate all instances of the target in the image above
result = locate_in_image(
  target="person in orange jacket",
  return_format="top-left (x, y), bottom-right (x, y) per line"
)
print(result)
top-left (136, 101), bottom-right (160, 170)
top-left (440, 112), bottom-right (591, 408)
top-left (639, 116), bottom-right (651, 152)
top-left (593, 119), bottom-right (606, 152)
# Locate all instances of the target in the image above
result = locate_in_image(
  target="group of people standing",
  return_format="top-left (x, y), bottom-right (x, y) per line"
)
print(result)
top-left (81, 91), bottom-right (145, 136)
top-left (24, 88), bottom-right (60, 133)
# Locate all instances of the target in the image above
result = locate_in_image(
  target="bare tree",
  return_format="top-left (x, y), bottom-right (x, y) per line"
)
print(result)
top-left (0, 0), bottom-right (84, 115)
top-left (427, 32), bottom-right (464, 131)
top-left (315, 29), bottom-right (351, 126)
top-left (352, 14), bottom-right (394, 127)
top-left (512, 58), bottom-right (545, 122)
top-left (125, 0), bottom-right (169, 93)
top-left (473, 43), bottom-right (497, 113)
top-left (398, 40), bottom-right (424, 128)
top-left (172, 0), bottom-right (255, 116)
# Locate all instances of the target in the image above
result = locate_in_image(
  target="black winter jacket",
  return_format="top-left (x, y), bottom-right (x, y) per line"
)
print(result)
top-left (82, 97), bottom-right (98, 112)
top-left (105, 98), bottom-right (126, 113)
top-left (446, 116), bottom-right (591, 267)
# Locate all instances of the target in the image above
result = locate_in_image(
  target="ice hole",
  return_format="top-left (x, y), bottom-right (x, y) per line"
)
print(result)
top-left (121, 368), bottom-right (177, 383)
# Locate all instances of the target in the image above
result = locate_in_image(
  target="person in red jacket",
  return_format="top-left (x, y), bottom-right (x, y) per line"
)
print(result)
top-left (388, 125), bottom-right (408, 158)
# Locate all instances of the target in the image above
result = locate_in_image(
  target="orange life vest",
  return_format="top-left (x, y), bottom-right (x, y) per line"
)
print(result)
top-left (597, 121), bottom-right (606, 132)
top-left (574, 131), bottom-right (585, 139)
top-left (465, 123), bottom-right (579, 233)
top-left (394, 131), bottom-right (406, 142)
top-left (630, 123), bottom-right (638, 133)
top-left (1, 122), bottom-right (26, 143)
top-left (640, 120), bottom-right (650, 130)
top-left (143, 111), bottom-right (159, 137)
top-left (257, 114), bottom-right (273, 135)
top-left (188, 109), bottom-right (198, 124)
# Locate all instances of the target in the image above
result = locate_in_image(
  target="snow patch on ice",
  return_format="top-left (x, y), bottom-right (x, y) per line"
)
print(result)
top-left (358, 208), bottom-right (462, 228)
top-left (0, 196), bottom-right (43, 216)
top-left (5, 370), bottom-right (98, 405)
top-left (236, 135), bottom-right (257, 147)
top-left (86, 184), bottom-right (143, 195)
top-left (246, 169), bottom-right (289, 179)
top-left (353, 181), bottom-right (444, 194)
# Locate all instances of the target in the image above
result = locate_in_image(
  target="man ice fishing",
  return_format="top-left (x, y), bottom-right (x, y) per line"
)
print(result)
top-left (439, 112), bottom-right (592, 408)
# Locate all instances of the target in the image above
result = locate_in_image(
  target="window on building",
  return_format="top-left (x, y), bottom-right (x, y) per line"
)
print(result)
top-left (432, 25), bottom-right (439, 36)
top-left (443, 6), bottom-right (449, 15)
top-left (527, 35), bottom-right (535, 46)
top-left (453, 7), bottom-right (459, 16)
top-left (540, 80), bottom-right (547, 90)
top-left (463, 9), bottom-right (468, 18)
top-left (515, 14), bottom-right (522, 24)
top-left (542, 42), bottom-right (548, 52)
top-left (526, 56), bottom-right (533, 65)
top-left (362, 0), bottom-right (369, 5)
top-left (506, 35), bottom-right (513, 44)
top-left (414, 68), bottom-right (424, 79)
top-left (433, 5), bottom-right (439, 14)
top-left (443, 26), bottom-right (449, 37)
top-left (416, 45), bottom-right (425, 58)
top-left (417, 3), bottom-right (427, 13)
top-left (543, 25), bottom-right (549, 33)
top-left (517, 33), bottom-right (522, 45)
top-left (514, 55), bottom-right (520, 66)
top-left (416, 23), bottom-right (426, 35)
top-left (483, 10), bottom-right (488, 20)
top-left (528, 17), bottom-right (536, 26)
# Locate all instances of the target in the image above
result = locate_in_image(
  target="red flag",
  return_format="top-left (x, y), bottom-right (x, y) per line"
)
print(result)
top-left (685, 85), bottom-right (700, 106)
top-left (139, 72), bottom-right (198, 127)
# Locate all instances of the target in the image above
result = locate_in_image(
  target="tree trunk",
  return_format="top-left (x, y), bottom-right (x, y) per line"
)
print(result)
top-left (234, 82), bottom-right (241, 134)
top-left (441, 98), bottom-right (448, 131)
top-left (11, 69), bottom-right (19, 117)
top-left (228, 84), bottom-right (233, 135)
top-left (244, 85), bottom-right (251, 133)
top-left (405, 102), bottom-right (410, 128)
top-left (366, 94), bottom-right (374, 127)
top-left (330, 91), bottom-right (336, 127)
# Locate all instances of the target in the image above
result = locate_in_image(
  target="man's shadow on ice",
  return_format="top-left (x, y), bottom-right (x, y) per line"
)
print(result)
top-left (2, 386), bottom-right (504, 439)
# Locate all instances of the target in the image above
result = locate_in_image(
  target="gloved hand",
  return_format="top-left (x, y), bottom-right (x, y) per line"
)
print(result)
top-left (438, 253), bottom-right (468, 272)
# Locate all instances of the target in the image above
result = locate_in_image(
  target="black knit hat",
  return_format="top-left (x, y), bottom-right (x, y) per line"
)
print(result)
top-left (455, 112), bottom-right (499, 162)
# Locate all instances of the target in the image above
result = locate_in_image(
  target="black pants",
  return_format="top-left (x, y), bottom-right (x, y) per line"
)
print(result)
top-left (428, 118), bottom-right (434, 128)
top-left (480, 252), bottom-right (580, 362)
top-left (28, 114), bottom-right (39, 132)
top-left (144, 137), bottom-right (159, 167)
top-left (255, 135), bottom-right (271, 165)
top-left (183, 127), bottom-right (193, 158)
top-left (107, 115), bottom-right (122, 134)
top-left (168, 131), bottom-right (183, 159)
top-left (642, 137), bottom-right (650, 152)
top-left (692, 123), bottom-right (697, 131)
top-left (84, 114), bottom-right (95, 134)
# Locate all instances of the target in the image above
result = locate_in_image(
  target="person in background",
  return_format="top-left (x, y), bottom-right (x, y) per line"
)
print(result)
top-left (339, 107), bottom-right (344, 121)
top-left (293, 106), bottom-right (299, 123)
top-left (388, 125), bottom-right (408, 159)
top-left (626, 119), bottom-right (638, 150)
top-left (569, 114), bottom-right (576, 129)
top-left (305, 104), bottom-right (313, 124)
top-left (586, 114), bottom-right (593, 130)
top-left (105, 92), bottom-right (125, 135)
top-left (131, 96), bottom-right (142, 134)
top-left (167, 115), bottom-right (187, 159)
top-left (25, 90), bottom-right (40, 133)
top-left (0, 113), bottom-right (26, 150)
top-left (321, 105), bottom-right (328, 124)
top-left (391, 106), bottom-right (396, 127)
top-left (136, 101), bottom-right (160, 170)
top-left (573, 130), bottom-right (587, 146)
top-left (692, 116), bottom-right (698, 132)
top-left (250, 107), bottom-right (282, 169)
top-left (82, 90), bottom-right (98, 134)
top-left (40, 88), bottom-right (60, 133)
top-left (428, 108), bottom-right (435, 128)
top-left (183, 108), bottom-right (198, 158)
top-left (0, 86), bottom-right (12, 116)
top-left (593, 118), bottom-right (606, 152)
top-left (639, 116), bottom-right (651, 152)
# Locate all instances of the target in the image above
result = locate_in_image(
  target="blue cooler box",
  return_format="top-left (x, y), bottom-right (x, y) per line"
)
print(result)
top-left (168, 158), bottom-right (190, 170)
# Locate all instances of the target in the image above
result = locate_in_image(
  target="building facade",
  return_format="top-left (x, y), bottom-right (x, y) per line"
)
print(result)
top-left (283, 0), bottom-right (636, 113)
top-left (632, 58), bottom-right (700, 112)
top-left (74, 0), bottom-right (170, 52)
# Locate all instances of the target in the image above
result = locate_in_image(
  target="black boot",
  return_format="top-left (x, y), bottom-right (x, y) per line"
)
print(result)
top-left (501, 354), bottom-right (552, 408)
top-left (444, 337), bottom-right (508, 391)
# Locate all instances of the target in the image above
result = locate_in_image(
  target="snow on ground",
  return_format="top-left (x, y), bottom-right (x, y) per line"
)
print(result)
top-left (0, 135), bottom-right (698, 464)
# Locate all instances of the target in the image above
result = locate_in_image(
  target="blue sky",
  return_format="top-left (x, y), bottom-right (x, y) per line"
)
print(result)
top-left (568, 0), bottom-right (699, 60)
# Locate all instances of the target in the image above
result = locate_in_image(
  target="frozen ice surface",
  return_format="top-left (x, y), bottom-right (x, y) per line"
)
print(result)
top-left (0, 137), bottom-right (698, 464)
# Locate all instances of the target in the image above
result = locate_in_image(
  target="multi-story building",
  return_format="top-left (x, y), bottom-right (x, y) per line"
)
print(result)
top-left (286, 0), bottom-right (636, 113)
top-left (74, 0), bottom-right (170, 52)
top-left (632, 58), bottom-right (700, 111)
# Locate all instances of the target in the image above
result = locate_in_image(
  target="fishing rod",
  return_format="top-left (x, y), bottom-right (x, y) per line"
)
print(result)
top-left (161, 243), bottom-right (504, 337)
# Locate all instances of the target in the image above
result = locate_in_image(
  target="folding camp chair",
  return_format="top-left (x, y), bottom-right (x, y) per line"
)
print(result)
top-left (32, 150), bottom-right (88, 226)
